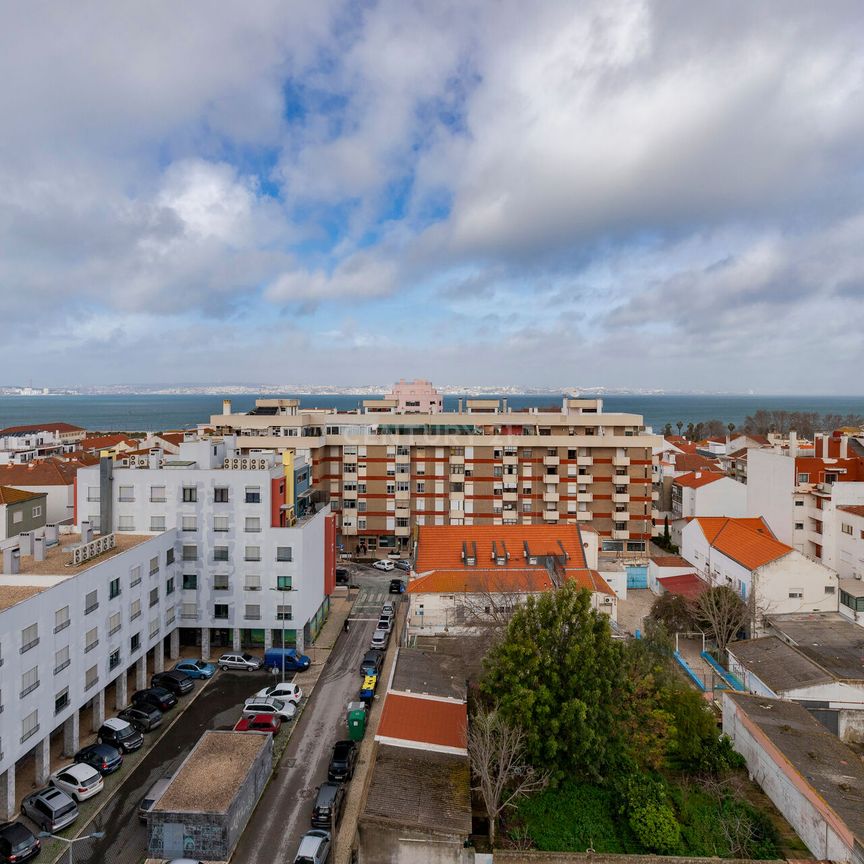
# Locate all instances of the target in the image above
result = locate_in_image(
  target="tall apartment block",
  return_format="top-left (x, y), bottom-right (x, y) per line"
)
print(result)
top-left (210, 396), bottom-right (660, 556)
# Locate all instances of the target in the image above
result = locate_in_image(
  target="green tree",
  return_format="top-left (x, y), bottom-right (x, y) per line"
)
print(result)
top-left (662, 515), bottom-right (671, 546)
top-left (663, 422), bottom-right (673, 437)
top-left (649, 592), bottom-right (695, 634)
top-left (676, 420), bottom-right (683, 435)
top-left (694, 585), bottom-right (749, 655)
top-left (481, 584), bottom-right (627, 781)
top-left (619, 774), bottom-right (681, 853)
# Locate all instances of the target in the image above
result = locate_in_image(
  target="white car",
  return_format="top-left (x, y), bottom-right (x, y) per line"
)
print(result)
top-left (370, 630), bottom-right (389, 650)
top-left (254, 682), bottom-right (303, 704)
top-left (48, 762), bottom-right (104, 802)
top-left (242, 697), bottom-right (296, 721)
top-left (218, 653), bottom-right (263, 671)
top-left (372, 560), bottom-right (395, 572)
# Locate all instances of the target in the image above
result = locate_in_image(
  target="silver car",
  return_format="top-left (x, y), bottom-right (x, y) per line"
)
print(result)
top-left (21, 787), bottom-right (79, 832)
top-left (294, 829), bottom-right (331, 864)
top-left (218, 652), bottom-right (262, 671)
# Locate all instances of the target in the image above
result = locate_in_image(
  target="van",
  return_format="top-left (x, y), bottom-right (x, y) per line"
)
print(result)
top-left (311, 782), bottom-right (345, 829)
top-left (138, 776), bottom-right (172, 822)
top-left (264, 648), bottom-right (311, 672)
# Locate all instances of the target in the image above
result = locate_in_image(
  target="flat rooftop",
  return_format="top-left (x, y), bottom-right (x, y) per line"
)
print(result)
top-left (726, 693), bottom-right (864, 841)
top-left (17, 532), bottom-right (153, 576)
top-left (728, 636), bottom-right (834, 691)
top-left (391, 647), bottom-right (467, 701)
top-left (362, 744), bottom-right (471, 835)
top-left (0, 584), bottom-right (46, 612)
top-left (154, 730), bottom-right (269, 814)
top-left (767, 612), bottom-right (864, 680)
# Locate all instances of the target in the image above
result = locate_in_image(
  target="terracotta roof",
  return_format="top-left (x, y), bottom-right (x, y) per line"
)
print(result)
top-left (651, 555), bottom-right (693, 568)
top-left (657, 573), bottom-right (706, 600)
top-left (415, 524), bottom-right (588, 572)
top-left (0, 485), bottom-right (45, 505)
top-left (795, 455), bottom-right (864, 483)
top-left (727, 447), bottom-right (750, 460)
top-left (158, 432), bottom-right (185, 446)
top-left (673, 471), bottom-right (724, 489)
top-left (666, 436), bottom-right (699, 454)
top-left (0, 458), bottom-right (77, 486)
top-left (81, 433), bottom-right (137, 451)
top-left (407, 567), bottom-right (615, 596)
top-left (377, 693), bottom-right (467, 751)
top-left (0, 422), bottom-right (84, 436)
top-left (838, 505), bottom-right (864, 519)
top-left (673, 453), bottom-right (721, 473)
top-left (692, 517), bottom-right (791, 570)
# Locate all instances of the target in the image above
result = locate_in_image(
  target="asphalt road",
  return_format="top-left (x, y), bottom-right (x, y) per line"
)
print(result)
top-left (67, 671), bottom-right (270, 864)
top-left (230, 611), bottom-right (376, 863)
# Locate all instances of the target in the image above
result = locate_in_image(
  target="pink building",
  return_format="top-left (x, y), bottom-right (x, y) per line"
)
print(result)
top-left (386, 379), bottom-right (443, 414)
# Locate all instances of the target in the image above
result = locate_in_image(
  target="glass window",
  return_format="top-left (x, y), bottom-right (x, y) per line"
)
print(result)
top-left (182, 573), bottom-right (198, 590)
top-left (214, 574), bottom-right (229, 590)
top-left (214, 487), bottom-right (229, 503)
top-left (245, 486), bottom-right (261, 503)
top-left (276, 575), bottom-right (292, 590)
top-left (84, 628), bottom-right (99, 652)
top-left (245, 605), bottom-right (261, 620)
top-left (245, 546), bottom-right (261, 562)
top-left (130, 632), bottom-right (140, 652)
top-left (118, 485), bottom-right (134, 502)
top-left (214, 546), bottom-right (229, 561)
top-left (150, 486), bottom-right (166, 502)
top-left (109, 578), bottom-right (121, 599)
top-left (182, 544), bottom-right (198, 561)
top-left (108, 611), bottom-right (122, 635)
top-left (276, 547), bottom-right (293, 562)
top-left (181, 515), bottom-right (197, 532)
top-left (182, 486), bottom-right (197, 503)
top-left (21, 623), bottom-right (39, 652)
top-left (214, 604), bottom-right (229, 619)
top-left (118, 515), bottom-right (135, 532)
top-left (245, 517), bottom-right (261, 533)
top-left (54, 645), bottom-right (70, 674)
top-left (54, 606), bottom-right (70, 633)
top-left (214, 516), bottom-right (229, 533)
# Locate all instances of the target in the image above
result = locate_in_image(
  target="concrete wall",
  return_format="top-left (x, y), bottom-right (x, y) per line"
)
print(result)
top-left (747, 450), bottom-right (796, 545)
top-left (5, 484), bottom-right (72, 525)
top-left (357, 820), bottom-right (472, 864)
top-left (2, 495), bottom-right (47, 541)
top-left (690, 477), bottom-right (747, 518)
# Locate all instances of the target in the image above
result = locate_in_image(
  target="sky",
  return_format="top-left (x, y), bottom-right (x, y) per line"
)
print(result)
top-left (1, 1), bottom-right (863, 392)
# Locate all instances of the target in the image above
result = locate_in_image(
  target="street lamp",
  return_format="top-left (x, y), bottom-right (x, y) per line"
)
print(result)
top-left (269, 583), bottom-right (292, 682)
top-left (38, 831), bottom-right (105, 864)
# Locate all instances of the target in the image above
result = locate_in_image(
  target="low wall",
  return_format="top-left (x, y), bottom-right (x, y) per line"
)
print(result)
top-left (492, 852), bottom-right (785, 864)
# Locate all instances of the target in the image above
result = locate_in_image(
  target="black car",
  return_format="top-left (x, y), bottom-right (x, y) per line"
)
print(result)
top-left (359, 650), bottom-right (384, 677)
top-left (132, 686), bottom-right (178, 712)
top-left (0, 821), bottom-right (41, 863)
top-left (74, 743), bottom-right (123, 775)
top-left (335, 566), bottom-right (350, 585)
top-left (311, 782), bottom-right (345, 830)
top-left (117, 703), bottom-right (163, 733)
top-left (97, 718), bottom-right (144, 753)
top-left (151, 670), bottom-right (194, 696)
top-left (388, 578), bottom-right (406, 594)
top-left (327, 740), bottom-right (358, 782)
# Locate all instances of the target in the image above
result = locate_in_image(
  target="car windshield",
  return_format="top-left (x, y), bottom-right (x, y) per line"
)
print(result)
top-left (55, 799), bottom-right (77, 817)
top-left (81, 773), bottom-right (100, 787)
top-left (11, 836), bottom-right (33, 852)
top-left (195, 661), bottom-right (207, 668)
top-left (242, 653), bottom-right (254, 661)
top-left (116, 725), bottom-right (136, 740)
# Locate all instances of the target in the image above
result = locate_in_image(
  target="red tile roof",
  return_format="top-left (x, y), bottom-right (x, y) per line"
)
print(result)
top-left (651, 555), bottom-right (693, 568)
top-left (0, 422), bottom-right (84, 436)
top-left (657, 573), bottom-right (706, 600)
top-left (692, 517), bottom-right (792, 570)
top-left (666, 436), bottom-right (699, 454)
top-left (838, 505), bottom-right (864, 519)
top-left (407, 567), bottom-right (615, 596)
top-left (377, 694), bottom-right (467, 751)
top-left (0, 486), bottom-right (46, 505)
top-left (81, 434), bottom-right (137, 451)
top-left (673, 471), bottom-right (724, 489)
top-left (794, 455), bottom-right (864, 483)
top-left (673, 453), bottom-right (722, 473)
top-left (0, 458), bottom-right (78, 486)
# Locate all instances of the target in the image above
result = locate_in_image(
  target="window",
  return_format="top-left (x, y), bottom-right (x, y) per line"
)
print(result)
top-left (825, 585), bottom-right (836, 594)
top-left (32, 505), bottom-right (42, 518)
top-left (214, 574), bottom-right (230, 590)
top-left (150, 486), bottom-right (166, 502)
top-left (21, 709), bottom-right (39, 743)
top-left (21, 666), bottom-right (39, 698)
top-left (54, 645), bottom-right (70, 674)
top-left (182, 573), bottom-right (198, 590)
top-left (150, 515), bottom-right (166, 532)
top-left (109, 577), bottom-right (121, 599)
top-left (108, 611), bottom-right (122, 636)
top-left (245, 486), bottom-right (261, 503)
top-left (183, 486), bottom-right (198, 503)
top-left (182, 544), bottom-right (198, 561)
top-left (245, 574), bottom-right (261, 591)
top-left (214, 487), bottom-right (229, 503)
top-left (84, 590), bottom-right (98, 614)
top-left (166, 577), bottom-right (175, 595)
top-left (245, 517), bottom-right (261, 533)
top-left (245, 604), bottom-right (261, 620)
top-left (130, 565), bottom-right (142, 586)
top-left (12, 510), bottom-right (22, 524)
top-left (276, 546), bottom-right (293, 562)
top-left (54, 606), bottom-right (70, 633)
top-left (118, 485), bottom-right (134, 502)
top-left (214, 546), bottom-right (229, 562)
top-left (130, 599), bottom-right (141, 621)
top-left (55, 687), bottom-right (69, 715)
top-left (118, 515), bottom-right (135, 532)
top-left (87, 486), bottom-right (100, 502)
top-left (149, 617), bottom-right (160, 638)
top-left (214, 604), bottom-right (229, 619)
top-left (416, 481), bottom-right (425, 493)
top-left (85, 627), bottom-right (99, 653)
top-left (214, 516), bottom-right (229, 533)
top-left (149, 556), bottom-right (159, 576)
top-left (166, 548), bottom-right (174, 565)
top-left (109, 649), bottom-right (121, 671)
top-left (797, 473), bottom-right (809, 483)
top-left (788, 590), bottom-right (803, 599)
top-left (276, 605), bottom-right (293, 620)
top-left (130, 632), bottom-right (140, 652)
top-left (842, 523), bottom-right (854, 536)
top-left (795, 499), bottom-right (804, 507)
top-left (21, 623), bottom-right (38, 653)
top-left (276, 575), bottom-right (292, 591)
top-left (182, 515), bottom-right (197, 532)
top-left (245, 546), bottom-right (261, 562)
top-left (794, 522), bottom-right (804, 530)
top-left (85, 665), bottom-right (98, 690)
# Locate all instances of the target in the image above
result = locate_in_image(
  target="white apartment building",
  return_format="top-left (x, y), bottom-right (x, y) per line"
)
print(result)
top-left (0, 526), bottom-right (178, 820)
top-left (75, 437), bottom-right (333, 659)
top-left (671, 471), bottom-right (747, 520)
top-left (681, 517), bottom-right (838, 631)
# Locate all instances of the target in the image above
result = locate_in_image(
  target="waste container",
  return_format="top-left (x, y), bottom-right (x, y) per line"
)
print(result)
top-left (359, 674), bottom-right (377, 707)
top-left (347, 701), bottom-right (367, 741)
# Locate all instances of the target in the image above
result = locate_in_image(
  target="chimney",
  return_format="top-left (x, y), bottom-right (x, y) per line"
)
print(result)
top-left (2, 545), bottom-right (20, 574)
top-left (149, 447), bottom-right (163, 470)
top-left (81, 519), bottom-right (93, 543)
top-left (788, 430), bottom-right (798, 459)
top-left (695, 472), bottom-right (701, 479)
top-left (45, 523), bottom-right (58, 544)
top-left (99, 455), bottom-right (113, 536)
top-left (34, 535), bottom-right (45, 561)
top-left (458, 398), bottom-right (464, 413)
top-left (840, 435), bottom-right (849, 459)
top-left (222, 399), bottom-right (232, 415)
top-left (18, 532), bottom-right (33, 556)
top-left (503, 399), bottom-right (508, 413)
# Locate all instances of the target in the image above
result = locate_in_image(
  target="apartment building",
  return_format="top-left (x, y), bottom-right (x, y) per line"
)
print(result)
top-left (75, 439), bottom-right (334, 656)
top-left (0, 486), bottom-right (47, 542)
top-left (209, 396), bottom-right (659, 557)
top-left (0, 525), bottom-right (177, 820)
top-left (747, 432), bottom-right (864, 573)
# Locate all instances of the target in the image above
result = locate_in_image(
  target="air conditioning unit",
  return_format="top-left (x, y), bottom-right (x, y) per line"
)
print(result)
top-left (223, 459), bottom-right (231, 469)
top-left (602, 597), bottom-right (613, 604)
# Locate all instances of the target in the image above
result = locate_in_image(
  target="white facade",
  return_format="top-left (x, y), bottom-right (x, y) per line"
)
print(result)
top-left (746, 449), bottom-right (797, 545)
top-left (3, 482), bottom-right (74, 525)
top-left (837, 509), bottom-right (864, 581)
top-left (672, 474), bottom-right (747, 519)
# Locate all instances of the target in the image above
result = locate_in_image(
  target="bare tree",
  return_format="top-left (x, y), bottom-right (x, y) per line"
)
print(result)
top-left (694, 586), bottom-right (749, 655)
top-left (468, 704), bottom-right (550, 846)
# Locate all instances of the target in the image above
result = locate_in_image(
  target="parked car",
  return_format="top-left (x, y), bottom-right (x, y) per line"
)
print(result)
top-left (118, 704), bottom-right (163, 733)
top-left (254, 682), bottom-right (303, 704)
top-left (74, 743), bottom-right (123, 775)
top-left (97, 718), bottom-right (144, 753)
top-left (242, 697), bottom-right (296, 722)
top-left (376, 616), bottom-right (393, 634)
top-left (382, 601), bottom-right (396, 615)
top-left (48, 762), bottom-right (104, 802)
top-left (138, 776), bottom-right (172, 823)
top-left (218, 652), bottom-right (263, 671)
top-left (263, 648), bottom-right (311, 672)
top-left (388, 578), bottom-right (406, 594)
top-left (293, 829), bottom-right (331, 864)
top-left (311, 782), bottom-right (345, 829)
top-left (234, 714), bottom-right (282, 735)
top-left (0, 821), bottom-right (40, 863)
top-left (152, 670), bottom-right (194, 696)
top-left (173, 659), bottom-right (216, 679)
top-left (132, 686), bottom-right (177, 712)
top-left (327, 740), bottom-right (358, 782)
top-left (394, 559), bottom-right (412, 572)
top-left (21, 787), bottom-right (79, 832)
top-left (335, 566), bottom-right (350, 585)
top-left (360, 650), bottom-right (384, 677)
top-left (370, 629), bottom-right (389, 650)
top-left (372, 559), bottom-right (395, 572)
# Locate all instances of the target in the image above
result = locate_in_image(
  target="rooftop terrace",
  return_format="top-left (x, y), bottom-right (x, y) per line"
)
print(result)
top-left (16, 532), bottom-right (154, 576)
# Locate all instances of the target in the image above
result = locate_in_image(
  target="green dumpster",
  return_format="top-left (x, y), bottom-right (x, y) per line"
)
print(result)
top-left (348, 701), bottom-right (367, 741)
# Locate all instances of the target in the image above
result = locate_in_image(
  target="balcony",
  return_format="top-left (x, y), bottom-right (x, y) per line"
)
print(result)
top-left (545, 474), bottom-right (560, 485)
top-left (577, 492), bottom-right (593, 503)
top-left (613, 455), bottom-right (631, 467)
top-left (543, 455), bottom-right (560, 467)
top-left (449, 453), bottom-right (464, 465)
top-left (612, 529), bottom-right (630, 540)
top-left (544, 491), bottom-right (560, 503)
top-left (613, 493), bottom-right (630, 504)
top-left (395, 524), bottom-right (411, 536)
top-left (503, 491), bottom-right (518, 502)
top-left (503, 454), bottom-right (518, 466)
top-left (576, 511), bottom-right (592, 521)
top-left (577, 456), bottom-right (593, 467)
top-left (395, 487), bottom-right (410, 500)
top-left (543, 510), bottom-right (561, 521)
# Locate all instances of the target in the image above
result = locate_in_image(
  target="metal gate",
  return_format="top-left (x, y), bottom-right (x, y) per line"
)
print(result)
top-left (626, 565), bottom-right (648, 589)
top-left (807, 707), bottom-right (839, 735)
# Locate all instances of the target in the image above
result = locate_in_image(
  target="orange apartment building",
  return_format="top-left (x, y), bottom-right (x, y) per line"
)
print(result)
top-left (210, 396), bottom-right (660, 556)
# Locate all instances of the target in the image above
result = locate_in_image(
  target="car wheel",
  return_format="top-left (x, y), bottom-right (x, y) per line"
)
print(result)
top-left (220, 664), bottom-right (228, 670)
